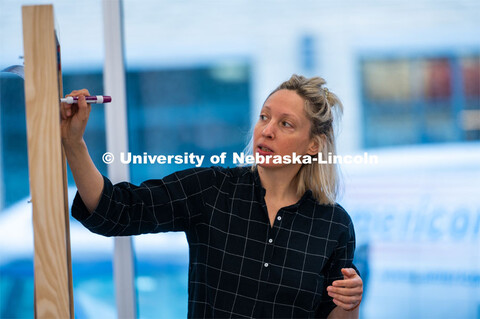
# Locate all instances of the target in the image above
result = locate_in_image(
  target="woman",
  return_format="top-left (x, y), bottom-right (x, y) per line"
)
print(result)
top-left (61, 74), bottom-right (363, 318)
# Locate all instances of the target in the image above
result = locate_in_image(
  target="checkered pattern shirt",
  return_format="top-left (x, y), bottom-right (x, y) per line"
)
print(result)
top-left (72, 166), bottom-right (357, 318)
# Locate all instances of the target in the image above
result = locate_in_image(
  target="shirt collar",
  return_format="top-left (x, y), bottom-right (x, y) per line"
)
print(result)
top-left (251, 167), bottom-right (313, 213)
top-left (252, 166), bottom-right (266, 197)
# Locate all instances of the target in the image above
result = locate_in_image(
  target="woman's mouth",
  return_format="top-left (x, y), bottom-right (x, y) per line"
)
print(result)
top-left (257, 145), bottom-right (274, 154)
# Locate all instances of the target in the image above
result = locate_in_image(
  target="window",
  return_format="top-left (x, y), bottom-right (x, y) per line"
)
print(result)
top-left (0, 74), bottom-right (28, 207)
top-left (361, 55), bottom-right (480, 148)
top-left (126, 65), bottom-right (251, 183)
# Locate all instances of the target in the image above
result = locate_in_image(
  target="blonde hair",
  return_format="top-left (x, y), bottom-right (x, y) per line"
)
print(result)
top-left (247, 74), bottom-right (343, 205)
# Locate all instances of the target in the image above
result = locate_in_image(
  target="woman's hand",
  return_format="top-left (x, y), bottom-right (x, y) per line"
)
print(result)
top-left (327, 268), bottom-right (363, 311)
top-left (60, 89), bottom-right (91, 147)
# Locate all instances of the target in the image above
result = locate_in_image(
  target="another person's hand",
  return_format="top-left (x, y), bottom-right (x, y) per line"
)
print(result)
top-left (60, 89), bottom-right (91, 146)
top-left (327, 268), bottom-right (362, 311)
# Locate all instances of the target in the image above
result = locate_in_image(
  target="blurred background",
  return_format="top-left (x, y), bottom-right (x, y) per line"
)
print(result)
top-left (0, 0), bottom-right (479, 318)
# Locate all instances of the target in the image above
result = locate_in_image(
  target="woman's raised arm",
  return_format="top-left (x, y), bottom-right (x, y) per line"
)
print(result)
top-left (61, 89), bottom-right (103, 213)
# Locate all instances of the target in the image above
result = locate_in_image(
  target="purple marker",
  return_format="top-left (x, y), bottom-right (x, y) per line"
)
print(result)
top-left (60, 95), bottom-right (112, 104)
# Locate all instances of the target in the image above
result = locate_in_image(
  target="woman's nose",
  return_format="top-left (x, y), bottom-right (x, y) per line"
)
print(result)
top-left (262, 122), bottom-right (275, 139)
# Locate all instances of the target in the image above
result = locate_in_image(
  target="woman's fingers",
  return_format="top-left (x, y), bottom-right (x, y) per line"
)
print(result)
top-left (76, 95), bottom-right (91, 121)
top-left (329, 285), bottom-right (362, 311)
top-left (332, 276), bottom-right (362, 288)
top-left (62, 102), bottom-right (71, 118)
top-left (341, 268), bottom-right (357, 278)
top-left (332, 297), bottom-right (360, 311)
top-left (62, 89), bottom-right (91, 119)
top-left (61, 101), bottom-right (77, 118)
top-left (327, 268), bottom-right (363, 311)
top-left (328, 290), bottom-right (361, 303)
top-left (68, 89), bottom-right (90, 97)
top-left (327, 285), bottom-right (362, 296)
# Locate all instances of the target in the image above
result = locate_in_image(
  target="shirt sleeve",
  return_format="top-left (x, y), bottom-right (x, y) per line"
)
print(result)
top-left (71, 167), bottom-right (217, 237)
top-left (315, 212), bottom-right (358, 318)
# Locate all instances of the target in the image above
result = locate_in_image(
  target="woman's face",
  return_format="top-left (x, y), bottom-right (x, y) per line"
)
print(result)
top-left (253, 89), bottom-right (319, 169)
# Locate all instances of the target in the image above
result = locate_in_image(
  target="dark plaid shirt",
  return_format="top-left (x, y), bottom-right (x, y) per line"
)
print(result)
top-left (72, 166), bottom-right (357, 318)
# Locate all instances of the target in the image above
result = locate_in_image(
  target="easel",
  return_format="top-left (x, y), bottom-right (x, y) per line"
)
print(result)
top-left (22, 5), bottom-right (74, 318)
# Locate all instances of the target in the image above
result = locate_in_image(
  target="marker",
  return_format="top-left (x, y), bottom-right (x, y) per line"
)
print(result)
top-left (60, 95), bottom-right (112, 104)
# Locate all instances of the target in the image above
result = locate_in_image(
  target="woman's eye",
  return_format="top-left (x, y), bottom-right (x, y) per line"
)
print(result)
top-left (282, 121), bottom-right (293, 128)
top-left (259, 114), bottom-right (267, 121)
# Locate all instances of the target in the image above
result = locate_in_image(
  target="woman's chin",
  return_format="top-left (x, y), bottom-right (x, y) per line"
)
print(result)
top-left (257, 163), bottom-right (276, 169)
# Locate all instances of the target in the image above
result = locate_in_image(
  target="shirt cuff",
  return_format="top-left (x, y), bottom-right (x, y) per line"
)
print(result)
top-left (71, 175), bottom-right (113, 229)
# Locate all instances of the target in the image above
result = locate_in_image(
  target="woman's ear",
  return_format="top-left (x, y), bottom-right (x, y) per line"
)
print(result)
top-left (307, 135), bottom-right (323, 156)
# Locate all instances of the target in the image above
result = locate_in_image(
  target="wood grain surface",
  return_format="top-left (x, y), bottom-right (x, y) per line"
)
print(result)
top-left (22, 5), bottom-right (74, 318)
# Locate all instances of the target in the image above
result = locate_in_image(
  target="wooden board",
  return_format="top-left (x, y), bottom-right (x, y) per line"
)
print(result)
top-left (22, 5), bottom-right (74, 318)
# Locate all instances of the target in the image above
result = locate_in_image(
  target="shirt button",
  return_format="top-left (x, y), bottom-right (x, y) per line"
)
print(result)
top-left (277, 216), bottom-right (282, 221)
top-left (268, 238), bottom-right (273, 244)
top-left (264, 263), bottom-right (269, 268)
